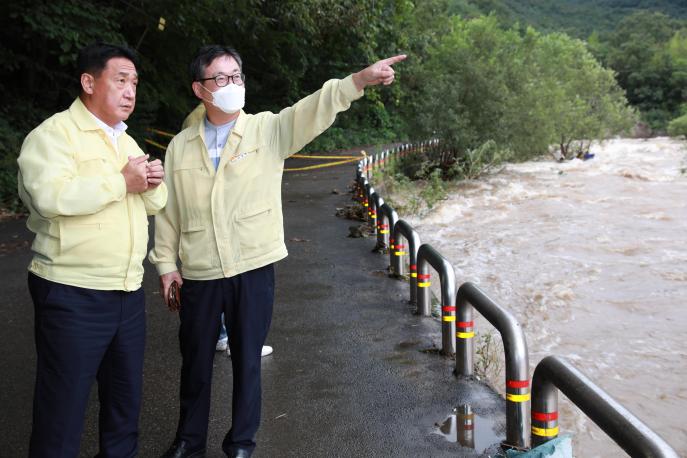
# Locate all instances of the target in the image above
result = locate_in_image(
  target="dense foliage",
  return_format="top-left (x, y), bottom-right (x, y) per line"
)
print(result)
top-left (408, 16), bottom-right (634, 170)
top-left (591, 11), bottom-right (687, 130)
top-left (3, 0), bottom-right (683, 211)
top-left (452, 1), bottom-right (687, 131)
top-left (453, 0), bottom-right (687, 39)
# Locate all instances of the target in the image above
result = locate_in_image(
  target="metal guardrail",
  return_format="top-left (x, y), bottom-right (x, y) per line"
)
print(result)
top-left (416, 244), bottom-right (457, 355)
top-left (456, 282), bottom-right (530, 449)
top-left (364, 182), bottom-right (373, 223)
top-left (390, 219), bottom-right (421, 306)
top-left (531, 356), bottom-right (679, 457)
top-left (370, 190), bottom-right (383, 231)
top-left (352, 141), bottom-right (677, 454)
top-left (379, 203), bottom-right (398, 253)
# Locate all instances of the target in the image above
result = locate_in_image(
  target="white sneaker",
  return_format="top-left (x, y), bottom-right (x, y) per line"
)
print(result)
top-left (226, 345), bottom-right (273, 357)
top-left (216, 337), bottom-right (228, 352)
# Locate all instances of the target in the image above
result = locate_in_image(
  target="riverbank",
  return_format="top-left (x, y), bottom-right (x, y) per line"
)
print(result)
top-left (395, 137), bottom-right (686, 456)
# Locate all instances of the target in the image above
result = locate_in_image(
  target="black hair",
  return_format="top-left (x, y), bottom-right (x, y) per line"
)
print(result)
top-left (189, 45), bottom-right (242, 82)
top-left (76, 42), bottom-right (140, 79)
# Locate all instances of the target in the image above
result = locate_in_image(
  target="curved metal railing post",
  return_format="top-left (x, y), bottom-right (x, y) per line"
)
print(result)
top-left (357, 174), bottom-right (367, 205)
top-left (355, 165), bottom-right (364, 202)
top-left (370, 190), bottom-right (382, 237)
top-left (531, 356), bottom-right (679, 457)
top-left (455, 282), bottom-right (530, 450)
top-left (391, 220), bottom-right (421, 305)
top-left (363, 181), bottom-right (372, 223)
top-left (379, 203), bottom-right (398, 256)
top-left (416, 244), bottom-right (457, 355)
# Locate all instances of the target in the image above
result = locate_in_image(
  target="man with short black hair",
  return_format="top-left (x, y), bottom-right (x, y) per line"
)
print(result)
top-left (18, 42), bottom-right (167, 457)
top-left (150, 44), bottom-right (404, 458)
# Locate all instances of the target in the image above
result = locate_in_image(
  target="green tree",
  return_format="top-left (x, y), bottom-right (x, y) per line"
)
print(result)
top-left (603, 11), bottom-right (684, 128)
top-left (405, 14), bottom-right (634, 173)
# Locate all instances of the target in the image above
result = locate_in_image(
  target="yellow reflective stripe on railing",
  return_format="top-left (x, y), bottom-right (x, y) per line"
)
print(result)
top-left (531, 426), bottom-right (559, 437)
top-left (394, 251), bottom-right (407, 256)
top-left (417, 281), bottom-right (431, 287)
top-left (506, 393), bottom-right (531, 402)
top-left (379, 230), bottom-right (389, 234)
top-left (456, 331), bottom-right (475, 339)
top-left (410, 273), bottom-right (417, 278)
top-left (442, 316), bottom-right (456, 322)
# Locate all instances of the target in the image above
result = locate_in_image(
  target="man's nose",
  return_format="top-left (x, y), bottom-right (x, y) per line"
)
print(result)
top-left (124, 85), bottom-right (136, 98)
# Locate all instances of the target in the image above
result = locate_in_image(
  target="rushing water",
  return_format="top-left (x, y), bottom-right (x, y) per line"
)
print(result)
top-left (406, 138), bottom-right (687, 456)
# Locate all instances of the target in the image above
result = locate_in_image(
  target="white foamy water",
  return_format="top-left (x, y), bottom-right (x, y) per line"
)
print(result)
top-left (406, 138), bottom-right (687, 456)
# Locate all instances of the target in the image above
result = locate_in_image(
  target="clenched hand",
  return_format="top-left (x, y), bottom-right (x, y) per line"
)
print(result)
top-left (122, 155), bottom-right (149, 193)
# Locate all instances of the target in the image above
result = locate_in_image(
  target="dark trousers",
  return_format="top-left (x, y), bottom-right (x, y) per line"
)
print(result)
top-left (176, 264), bottom-right (274, 454)
top-left (27, 272), bottom-right (146, 458)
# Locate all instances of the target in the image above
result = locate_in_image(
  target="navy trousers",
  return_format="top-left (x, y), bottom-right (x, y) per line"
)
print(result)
top-left (27, 273), bottom-right (145, 458)
top-left (175, 264), bottom-right (274, 454)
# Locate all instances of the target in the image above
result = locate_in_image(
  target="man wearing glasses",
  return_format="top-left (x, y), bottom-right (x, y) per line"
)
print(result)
top-left (149, 45), bottom-right (405, 458)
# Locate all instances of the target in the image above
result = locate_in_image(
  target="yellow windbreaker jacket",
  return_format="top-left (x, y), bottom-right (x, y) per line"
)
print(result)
top-left (149, 75), bottom-right (363, 280)
top-left (18, 98), bottom-right (168, 291)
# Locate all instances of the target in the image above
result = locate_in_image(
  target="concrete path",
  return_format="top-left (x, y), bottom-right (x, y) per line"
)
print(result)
top-left (0, 155), bottom-right (507, 457)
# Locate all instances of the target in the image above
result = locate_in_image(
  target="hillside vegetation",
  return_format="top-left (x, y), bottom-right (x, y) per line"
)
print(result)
top-left (2, 0), bottom-right (685, 210)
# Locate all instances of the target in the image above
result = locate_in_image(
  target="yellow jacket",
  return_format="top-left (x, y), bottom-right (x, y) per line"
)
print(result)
top-left (18, 98), bottom-right (168, 291)
top-left (149, 75), bottom-right (363, 279)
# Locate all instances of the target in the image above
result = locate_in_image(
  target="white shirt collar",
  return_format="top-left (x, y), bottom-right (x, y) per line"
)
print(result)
top-left (88, 111), bottom-right (128, 151)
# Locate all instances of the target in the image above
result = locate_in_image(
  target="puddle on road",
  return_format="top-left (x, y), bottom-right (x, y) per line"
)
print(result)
top-left (433, 405), bottom-right (502, 453)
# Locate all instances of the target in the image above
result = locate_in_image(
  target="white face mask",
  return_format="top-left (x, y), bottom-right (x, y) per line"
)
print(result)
top-left (203, 84), bottom-right (245, 114)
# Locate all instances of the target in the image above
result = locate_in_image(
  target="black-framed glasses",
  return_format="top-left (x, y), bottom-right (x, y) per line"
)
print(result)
top-left (197, 73), bottom-right (246, 87)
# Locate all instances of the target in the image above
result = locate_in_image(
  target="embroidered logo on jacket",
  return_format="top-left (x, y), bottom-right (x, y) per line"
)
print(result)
top-left (230, 151), bottom-right (250, 163)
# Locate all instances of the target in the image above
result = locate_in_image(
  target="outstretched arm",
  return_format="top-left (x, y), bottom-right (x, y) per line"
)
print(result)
top-left (270, 54), bottom-right (408, 159)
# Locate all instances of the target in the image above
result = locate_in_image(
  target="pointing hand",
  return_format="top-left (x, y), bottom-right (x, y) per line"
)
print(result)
top-left (352, 54), bottom-right (407, 91)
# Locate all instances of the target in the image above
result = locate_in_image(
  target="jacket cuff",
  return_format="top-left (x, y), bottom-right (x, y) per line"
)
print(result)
top-left (155, 262), bottom-right (179, 276)
top-left (341, 74), bottom-right (365, 102)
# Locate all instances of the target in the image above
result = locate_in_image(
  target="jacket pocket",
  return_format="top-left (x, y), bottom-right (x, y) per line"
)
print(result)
top-left (235, 205), bottom-right (280, 260)
top-left (59, 220), bottom-right (123, 268)
top-left (76, 150), bottom-right (110, 176)
top-left (179, 223), bottom-right (216, 271)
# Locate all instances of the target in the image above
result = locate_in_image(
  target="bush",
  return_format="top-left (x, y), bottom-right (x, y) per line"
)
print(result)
top-left (667, 113), bottom-right (687, 137)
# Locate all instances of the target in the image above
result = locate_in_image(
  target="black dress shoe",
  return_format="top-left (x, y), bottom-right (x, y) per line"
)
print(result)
top-left (160, 440), bottom-right (206, 458)
top-left (226, 446), bottom-right (252, 458)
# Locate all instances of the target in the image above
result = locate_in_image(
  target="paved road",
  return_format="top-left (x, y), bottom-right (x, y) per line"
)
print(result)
top-left (0, 158), bottom-right (507, 457)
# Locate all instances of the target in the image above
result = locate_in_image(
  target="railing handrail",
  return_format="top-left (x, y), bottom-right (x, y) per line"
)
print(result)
top-left (456, 282), bottom-right (530, 449)
top-left (417, 244), bottom-right (457, 355)
top-left (532, 355), bottom-right (679, 457)
top-left (378, 202), bottom-right (397, 251)
top-left (370, 191), bottom-right (383, 240)
top-left (391, 219), bottom-right (422, 305)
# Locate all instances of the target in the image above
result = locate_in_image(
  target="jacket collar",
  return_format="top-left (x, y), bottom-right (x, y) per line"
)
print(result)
top-left (70, 97), bottom-right (103, 132)
top-left (188, 109), bottom-right (247, 141)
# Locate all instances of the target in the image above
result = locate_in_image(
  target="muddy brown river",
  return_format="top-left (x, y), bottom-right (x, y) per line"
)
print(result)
top-left (405, 138), bottom-right (687, 456)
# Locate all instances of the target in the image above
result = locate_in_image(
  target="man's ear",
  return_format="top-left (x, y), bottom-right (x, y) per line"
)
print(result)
top-left (80, 73), bottom-right (95, 95)
top-left (191, 81), bottom-right (205, 100)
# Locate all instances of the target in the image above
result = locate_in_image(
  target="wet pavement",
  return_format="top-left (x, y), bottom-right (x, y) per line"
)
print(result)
top-left (0, 156), bottom-right (508, 457)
